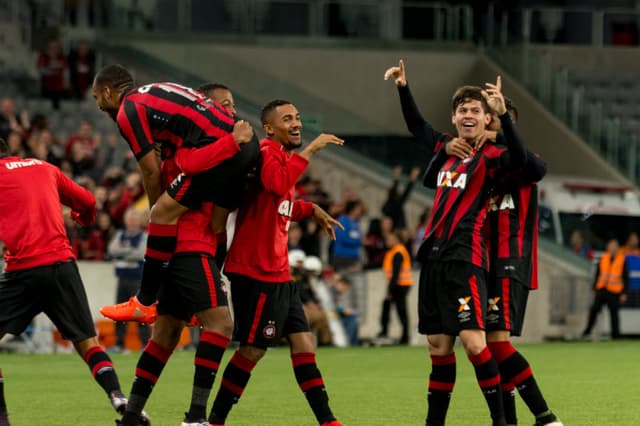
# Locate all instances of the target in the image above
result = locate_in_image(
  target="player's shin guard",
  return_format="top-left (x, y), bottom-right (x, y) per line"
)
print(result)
top-left (488, 341), bottom-right (550, 418)
top-left (426, 353), bottom-right (456, 426)
top-left (122, 340), bottom-right (172, 423)
top-left (208, 351), bottom-right (256, 424)
top-left (186, 331), bottom-right (230, 421)
top-left (291, 352), bottom-right (335, 424)
top-left (468, 347), bottom-right (505, 425)
top-left (139, 223), bottom-right (177, 305)
top-left (83, 346), bottom-right (121, 395)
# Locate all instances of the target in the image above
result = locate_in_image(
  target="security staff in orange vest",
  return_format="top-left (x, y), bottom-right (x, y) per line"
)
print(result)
top-left (582, 237), bottom-right (629, 339)
top-left (378, 230), bottom-right (414, 344)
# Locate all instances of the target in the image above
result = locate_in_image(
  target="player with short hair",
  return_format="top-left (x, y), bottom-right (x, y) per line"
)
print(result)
top-left (419, 78), bottom-right (529, 426)
top-left (207, 99), bottom-right (345, 426)
top-left (0, 138), bottom-right (148, 425)
top-left (483, 100), bottom-right (562, 426)
top-left (92, 65), bottom-right (258, 323)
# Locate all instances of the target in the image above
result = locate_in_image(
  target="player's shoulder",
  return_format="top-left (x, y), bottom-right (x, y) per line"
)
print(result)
top-left (482, 142), bottom-right (508, 158)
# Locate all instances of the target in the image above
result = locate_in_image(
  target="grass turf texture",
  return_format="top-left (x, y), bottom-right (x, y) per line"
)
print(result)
top-left (0, 341), bottom-right (638, 425)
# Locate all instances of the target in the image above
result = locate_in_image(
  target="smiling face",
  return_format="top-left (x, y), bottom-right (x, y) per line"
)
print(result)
top-left (263, 103), bottom-right (302, 150)
top-left (451, 99), bottom-right (492, 142)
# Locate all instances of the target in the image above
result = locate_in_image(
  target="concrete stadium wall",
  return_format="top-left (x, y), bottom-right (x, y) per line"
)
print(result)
top-left (107, 38), bottom-right (631, 184)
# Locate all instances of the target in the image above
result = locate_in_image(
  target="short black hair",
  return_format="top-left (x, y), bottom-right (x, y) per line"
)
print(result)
top-left (261, 99), bottom-right (292, 125)
top-left (0, 137), bottom-right (9, 157)
top-left (344, 199), bottom-right (362, 215)
top-left (94, 64), bottom-right (134, 91)
top-left (504, 96), bottom-right (518, 121)
top-left (198, 83), bottom-right (230, 95)
top-left (451, 85), bottom-right (490, 113)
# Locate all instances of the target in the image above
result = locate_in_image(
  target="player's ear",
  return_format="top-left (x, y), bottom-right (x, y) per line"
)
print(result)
top-left (263, 123), bottom-right (273, 137)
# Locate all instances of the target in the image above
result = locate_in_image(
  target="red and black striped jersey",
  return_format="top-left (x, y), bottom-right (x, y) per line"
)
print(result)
top-left (487, 154), bottom-right (547, 289)
top-left (419, 143), bottom-right (513, 269)
top-left (116, 82), bottom-right (235, 161)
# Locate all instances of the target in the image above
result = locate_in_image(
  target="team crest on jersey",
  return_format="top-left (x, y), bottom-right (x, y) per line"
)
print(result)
top-left (263, 321), bottom-right (277, 339)
top-left (488, 297), bottom-right (501, 311)
top-left (488, 194), bottom-right (515, 211)
top-left (438, 171), bottom-right (467, 189)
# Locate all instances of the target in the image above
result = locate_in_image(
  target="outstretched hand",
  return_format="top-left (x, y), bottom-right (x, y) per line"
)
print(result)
top-left (312, 203), bottom-right (344, 240)
top-left (482, 75), bottom-right (506, 116)
top-left (383, 59), bottom-right (407, 87)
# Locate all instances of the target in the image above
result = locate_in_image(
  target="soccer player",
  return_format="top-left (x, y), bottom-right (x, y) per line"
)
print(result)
top-left (92, 65), bottom-right (258, 323)
top-left (112, 104), bottom-right (241, 426)
top-left (418, 78), bottom-right (529, 426)
top-left (384, 59), bottom-right (488, 161)
top-left (483, 101), bottom-right (562, 426)
top-left (0, 138), bottom-right (148, 425)
top-left (207, 100), bottom-right (345, 426)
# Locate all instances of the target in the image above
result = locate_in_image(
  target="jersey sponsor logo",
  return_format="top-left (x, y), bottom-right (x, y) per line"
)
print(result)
top-left (488, 297), bottom-right (501, 311)
top-left (437, 171), bottom-right (467, 189)
top-left (263, 321), bottom-right (276, 339)
top-left (4, 159), bottom-right (43, 170)
top-left (488, 194), bottom-right (515, 211)
top-left (278, 199), bottom-right (294, 231)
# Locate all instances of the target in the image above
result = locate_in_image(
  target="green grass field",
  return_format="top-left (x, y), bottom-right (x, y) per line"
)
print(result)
top-left (1, 341), bottom-right (638, 425)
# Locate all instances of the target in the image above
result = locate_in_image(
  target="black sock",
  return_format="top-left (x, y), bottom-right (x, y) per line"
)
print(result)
top-left (291, 352), bottom-right (335, 424)
top-left (426, 353), bottom-right (456, 426)
top-left (123, 340), bottom-right (172, 423)
top-left (209, 351), bottom-right (256, 424)
top-left (502, 383), bottom-right (517, 425)
top-left (186, 331), bottom-right (230, 421)
top-left (83, 346), bottom-right (121, 395)
top-left (468, 347), bottom-right (505, 425)
top-left (138, 223), bottom-right (177, 305)
top-left (489, 341), bottom-right (550, 418)
top-left (0, 369), bottom-right (6, 415)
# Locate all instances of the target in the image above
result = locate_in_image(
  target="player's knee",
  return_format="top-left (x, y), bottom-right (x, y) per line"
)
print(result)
top-left (238, 345), bottom-right (266, 363)
top-left (199, 309), bottom-right (234, 338)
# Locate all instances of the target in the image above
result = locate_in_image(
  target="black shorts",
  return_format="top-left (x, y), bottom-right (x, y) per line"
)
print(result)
top-left (486, 275), bottom-right (530, 336)
top-left (167, 136), bottom-right (260, 210)
top-left (157, 253), bottom-right (229, 322)
top-left (418, 260), bottom-right (488, 335)
top-left (0, 260), bottom-right (95, 343)
top-left (227, 273), bottom-right (310, 349)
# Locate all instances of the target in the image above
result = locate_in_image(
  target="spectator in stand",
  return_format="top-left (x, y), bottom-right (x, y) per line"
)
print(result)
top-left (332, 198), bottom-right (367, 316)
top-left (300, 219), bottom-right (322, 257)
top-left (6, 131), bottom-right (26, 158)
top-left (364, 216), bottom-right (393, 269)
top-left (68, 41), bottom-right (95, 100)
top-left (81, 211), bottom-right (114, 261)
top-left (63, 207), bottom-right (83, 258)
top-left (569, 229), bottom-right (594, 261)
top-left (381, 165), bottom-right (420, 230)
top-left (26, 128), bottom-right (62, 166)
top-left (413, 206), bottom-right (432, 259)
top-left (330, 273), bottom-right (358, 346)
top-left (288, 222), bottom-right (304, 251)
top-left (94, 185), bottom-right (109, 212)
top-left (291, 253), bottom-right (333, 347)
top-left (65, 120), bottom-right (97, 158)
top-left (0, 98), bottom-right (29, 141)
top-left (108, 208), bottom-right (150, 352)
top-left (36, 39), bottom-right (69, 109)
